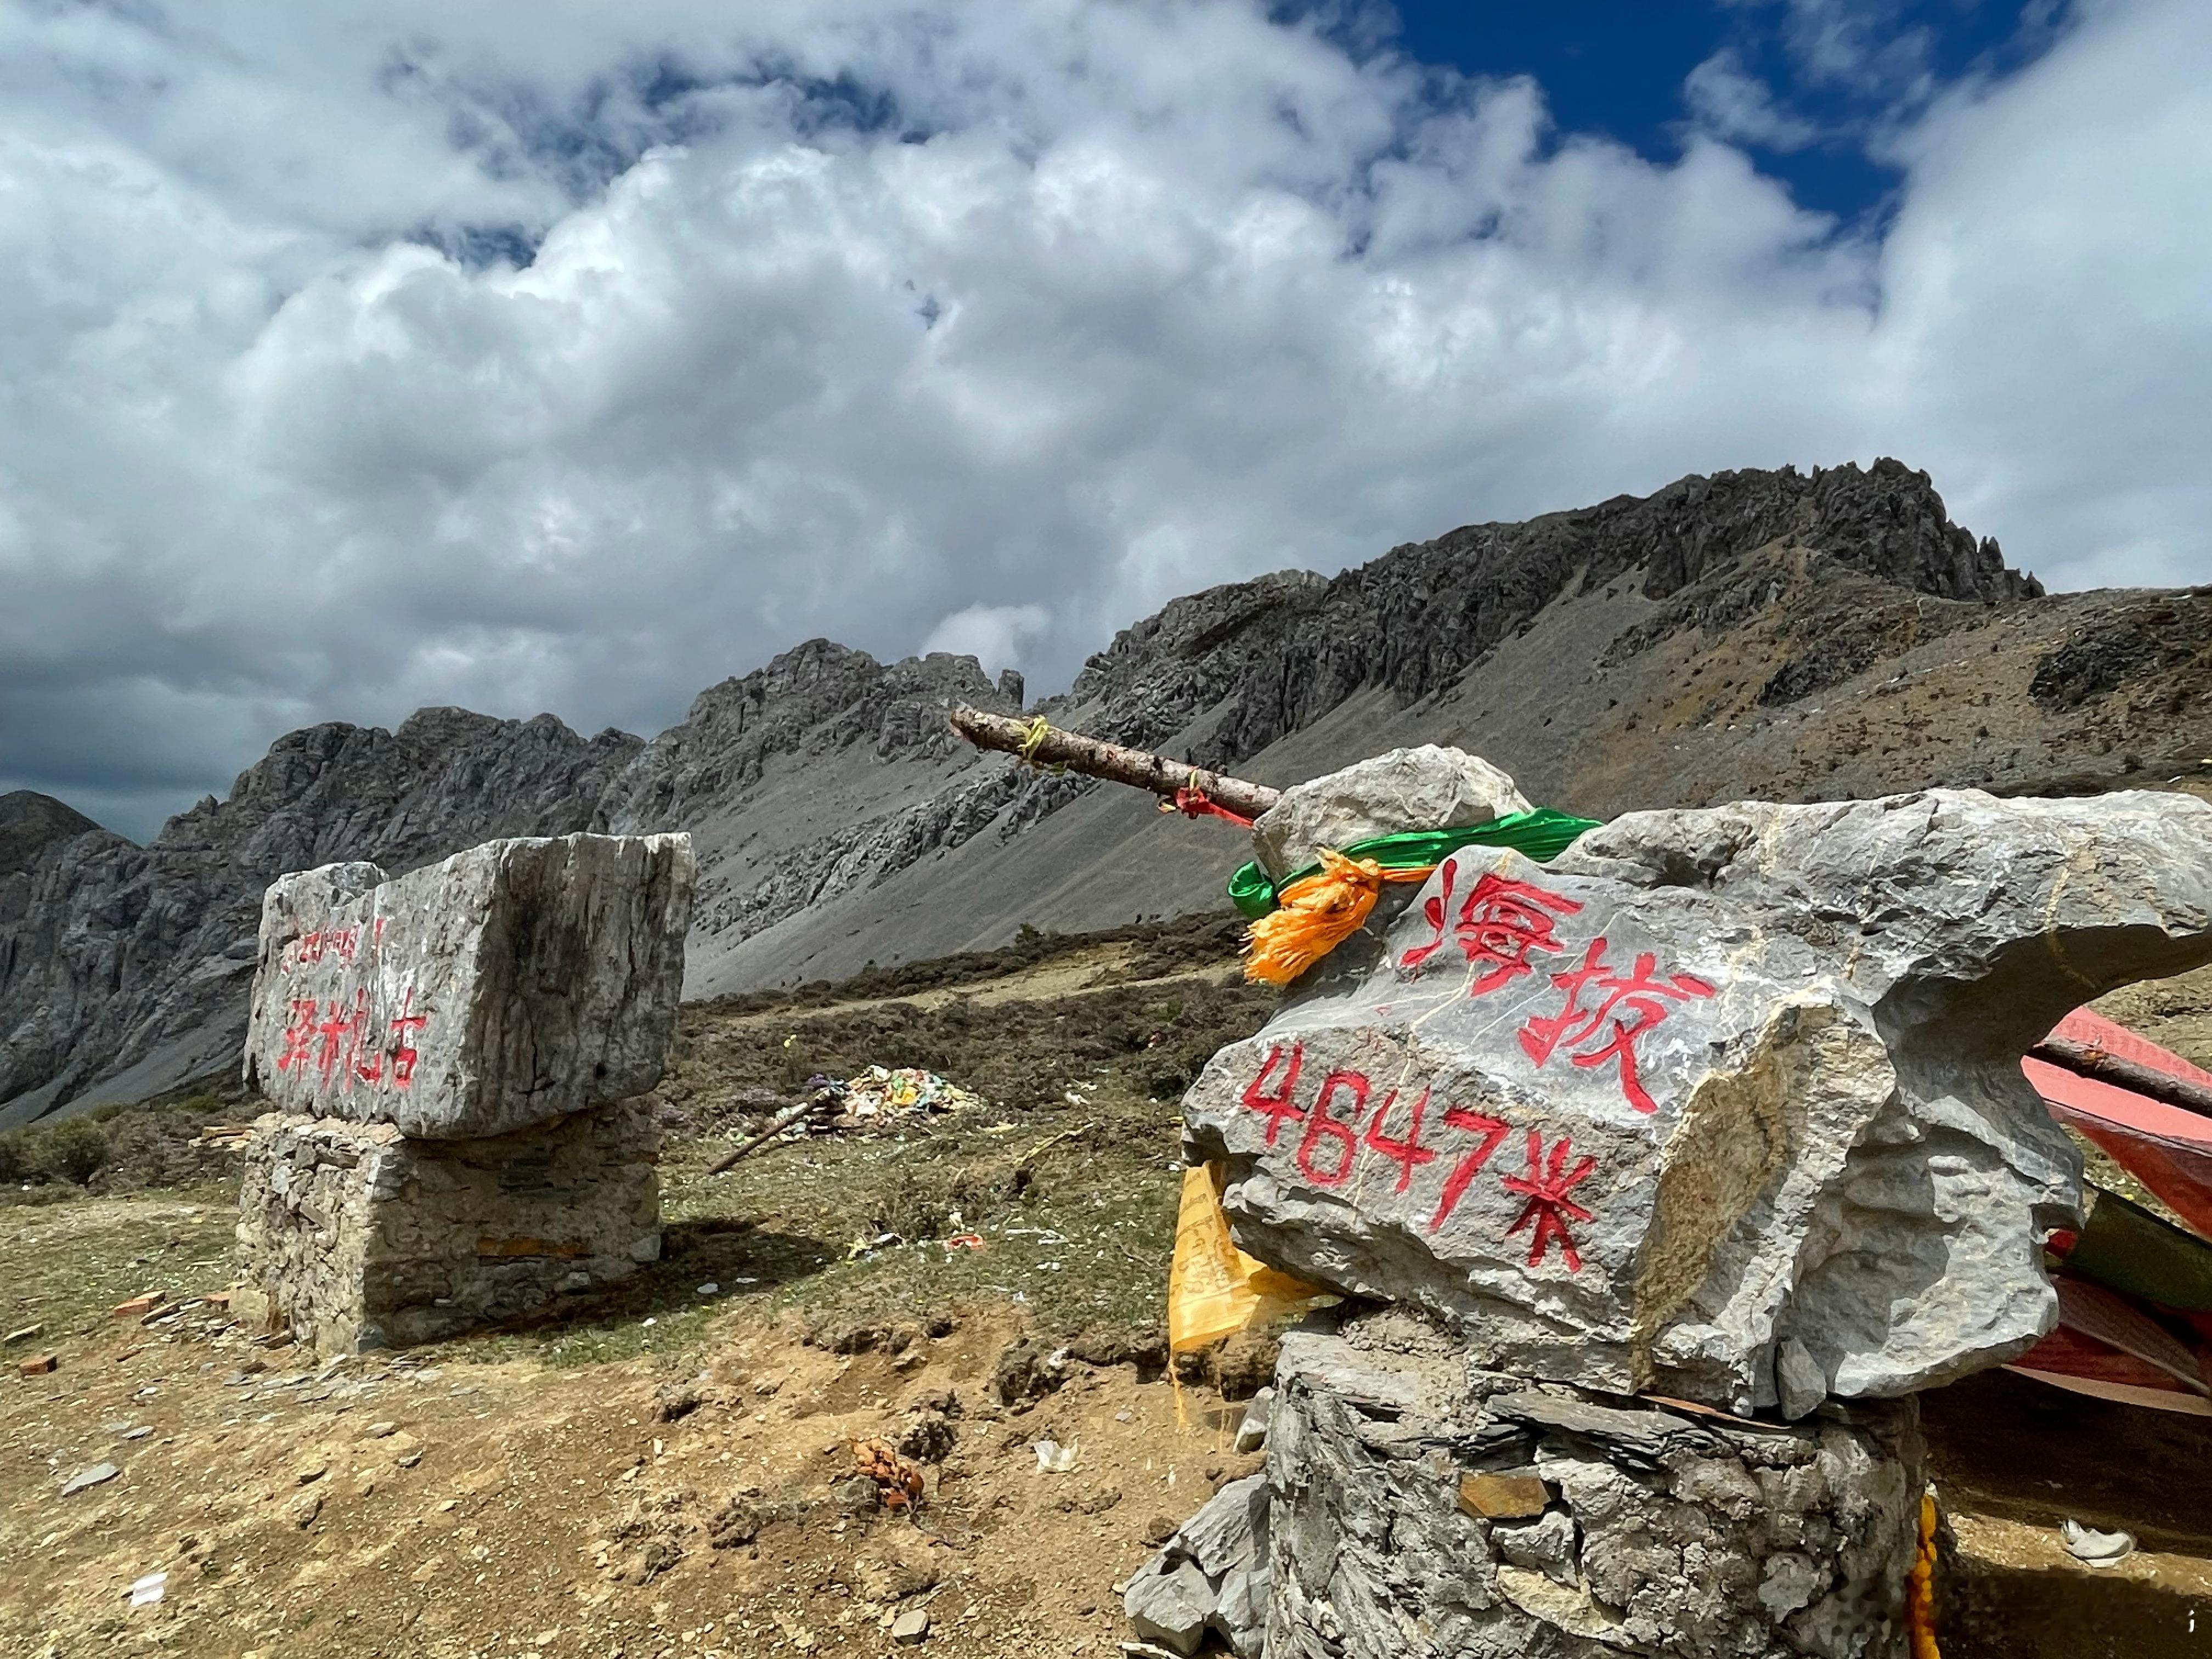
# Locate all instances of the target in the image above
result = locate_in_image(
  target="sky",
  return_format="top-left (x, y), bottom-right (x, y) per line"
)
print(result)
top-left (1, 0), bottom-right (2208, 841)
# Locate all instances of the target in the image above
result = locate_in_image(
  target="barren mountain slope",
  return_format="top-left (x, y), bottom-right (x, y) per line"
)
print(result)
top-left (644, 464), bottom-right (2210, 991)
top-left (7, 458), bottom-right (2209, 1122)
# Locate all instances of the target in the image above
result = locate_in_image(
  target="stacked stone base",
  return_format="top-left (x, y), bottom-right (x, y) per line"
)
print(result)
top-left (1266, 1311), bottom-right (1922, 1659)
top-left (231, 1097), bottom-right (662, 1354)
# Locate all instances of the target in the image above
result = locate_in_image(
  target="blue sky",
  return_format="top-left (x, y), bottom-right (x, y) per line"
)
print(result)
top-left (1390, 2), bottom-right (2060, 221)
top-left (0, 0), bottom-right (2206, 838)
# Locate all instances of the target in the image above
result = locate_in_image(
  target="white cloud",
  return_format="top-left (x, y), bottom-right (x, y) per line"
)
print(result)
top-left (1685, 49), bottom-right (1820, 151)
top-left (1726, 0), bottom-right (1939, 105)
top-left (0, 0), bottom-right (2207, 839)
top-left (922, 604), bottom-right (1052, 677)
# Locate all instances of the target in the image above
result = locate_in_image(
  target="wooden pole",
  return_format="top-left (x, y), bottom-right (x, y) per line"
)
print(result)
top-left (947, 706), bottom-right (1280, 823)
top-left (2031, 1035), bottom-right (2212, 1123)
top-left (706, 1089), bottom-right (838, 1176)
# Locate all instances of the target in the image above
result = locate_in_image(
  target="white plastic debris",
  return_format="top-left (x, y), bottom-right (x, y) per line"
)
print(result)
top-left (696, 1283), bottom-right (720, 1296)
top-left (128, 1571), bottom-right (167, 1607)
top-left (1032, 1438), bottom-right (1080, 1474)
top-left (2059, 1518), bottom-right (2136, 1566)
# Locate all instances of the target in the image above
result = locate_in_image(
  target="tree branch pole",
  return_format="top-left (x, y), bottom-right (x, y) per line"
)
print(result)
top-left (953, 706), bottom-right (2212, 1122)
top-left (706, 1088), bottom-right (840, 1176)
top-left (2031, 1035), bottom-right (2212, 1124)
top-left (947, 706), bottom-right (1281, 823)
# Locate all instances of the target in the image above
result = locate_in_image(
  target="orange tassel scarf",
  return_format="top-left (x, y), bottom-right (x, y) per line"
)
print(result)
top-left (1242, 847), bottom-right (1437, 988)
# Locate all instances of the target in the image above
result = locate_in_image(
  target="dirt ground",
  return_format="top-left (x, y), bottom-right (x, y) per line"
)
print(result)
top-left (8, 924), bottom-right (2212, 1657)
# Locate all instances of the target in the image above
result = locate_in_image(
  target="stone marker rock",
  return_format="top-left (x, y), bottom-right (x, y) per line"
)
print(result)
top-left (1266, 1311), bottom-right (1923, 1659)
top-left (242, 833), bottom-right (695, 1138)
top-left (1250, 746), bottom-right (1531, 881)
top-left (1185, 787), bottom-right (2212, 1411)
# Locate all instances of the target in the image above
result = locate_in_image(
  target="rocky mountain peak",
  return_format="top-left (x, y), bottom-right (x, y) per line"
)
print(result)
top-left (3, 459), bottom-right (2188, 1128)
top-left (0, 792), bottom-right (120, 878)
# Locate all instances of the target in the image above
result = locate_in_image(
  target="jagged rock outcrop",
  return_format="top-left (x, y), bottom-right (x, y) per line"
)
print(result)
top-left (8, 459), bottom-right (2211, 1123)
top-left (0, 792), bottom-right (106, 879)
top-left (1063, 458), bottom-right (2040, 772)
top-left (591, 642), bottom-right (1028, 979)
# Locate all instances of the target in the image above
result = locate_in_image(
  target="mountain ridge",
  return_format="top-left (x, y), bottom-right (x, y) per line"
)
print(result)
top-left (9, 457), bottom-right (2209, 1129)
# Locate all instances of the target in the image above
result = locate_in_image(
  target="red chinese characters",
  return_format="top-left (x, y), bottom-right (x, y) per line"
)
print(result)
top-left (1400, 862), bottom-right (1583, 993)
top-left (270, 988), bottom-right (429, 1093)
top-left (1233, 1042), bottom-right (1585, 1269)
top-left (1399, 864), bottom-right (1718, 1118)
top-left (387, 990), bottom-right (427, 1088)
top-left (279, 917), bottom-right (387, 974)
top-left (1517, 940), bottom-right (1716, 1115)
top-left (275, 998), bottom-right (320, 1073)
top-left (1500, 1130), bottom-right (1599, 1270)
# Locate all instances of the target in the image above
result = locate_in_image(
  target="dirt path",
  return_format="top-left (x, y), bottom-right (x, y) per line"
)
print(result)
top-left (0, 1263), bottom-right (1251, 1659)
top-left (707, 946), bottom-right (1234, 1029)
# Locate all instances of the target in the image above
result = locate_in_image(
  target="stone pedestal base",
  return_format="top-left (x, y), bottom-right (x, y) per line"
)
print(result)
top-left (1266, 1311), bottom-right (1923, 1659)
top-left (231, 1097), bottom-right (662, 1353)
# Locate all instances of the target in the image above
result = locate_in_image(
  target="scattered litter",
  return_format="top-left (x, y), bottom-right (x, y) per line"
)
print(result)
top-left (834, 1066), bottom-right (984, 1129)
top-left (61, 1463), bottom-right (120, 1497)
top-left (119, 1425), bottom-right (154, 1441)
top-left (942, 1233), bottom-right (986, 1252)
top-left (2059, 1518), bottom-right (2135, 1566)
top-left (18, 1352), bottom-right (58, 1377)
top-left (1032, 1439), bottom-right (1081, 1474)
top-left (851, 1438), bottom-right (926, 1510)
top-left (696, 1282), bottom-right (720, 1296)
top-left (2, 1323), bottom-right (43, 1346)
top-left (127, 1571), bottom-right (167, 1607)
top-left (730, 1276), bottom-right (760, 1285)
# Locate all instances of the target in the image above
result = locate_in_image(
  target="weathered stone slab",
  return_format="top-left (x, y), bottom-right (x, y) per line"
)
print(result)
top-left (1186, 788), bottom-right (2212, 1410)
top-left (1266, 1313), bottom-right (1923, 1659)
top-left (1250, 746), bottom-right (1530, 881)
top-left (242, 833), bottom-right (694, 1138)
top-left (229, 1099), bottom-right (661, 1354)
top-left (1123, 1473), bottom-right (1271, 1659)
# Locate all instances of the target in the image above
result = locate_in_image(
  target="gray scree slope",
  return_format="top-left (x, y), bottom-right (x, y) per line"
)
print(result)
top-left (8, 458), bottom-right (2212, 1124)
